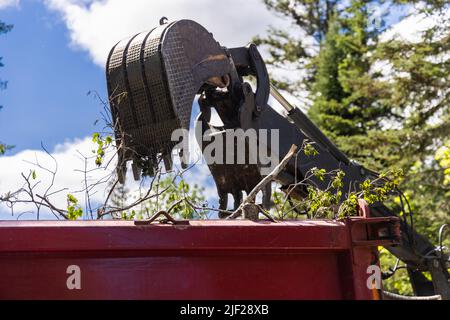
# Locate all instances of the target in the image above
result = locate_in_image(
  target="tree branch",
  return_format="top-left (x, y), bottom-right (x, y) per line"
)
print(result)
top-left (227, 144), bottom-right (298, 219)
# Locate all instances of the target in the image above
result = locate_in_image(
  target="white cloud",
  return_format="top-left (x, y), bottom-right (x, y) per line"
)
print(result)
top-left (372, 8), bottom-right (450, 91)
top-left (0, 137), bottom-right (110, 219)
top-left (4, 1), bottom-right (447, 220)
top-left (381, 9), bottom-right (450, 43)
top-left (44, 1), bottom-right (449, 69)
top-left (43, 1), bottom-right (448, 103)
top-left (0, 135), bottom-right (216, 219)
top-left (0, 0), bottom-right (19, 9)
top-left (44, 0), bottom-right (288, 67)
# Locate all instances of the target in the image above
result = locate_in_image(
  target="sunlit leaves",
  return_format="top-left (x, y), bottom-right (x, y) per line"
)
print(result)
top-left (303, 140), bottom-right (319, 157)
top-left (436, 141), bottom-right (450, 185)
top-left (92, 132), bottom-right (113, 166)
top-left (311, 167), bottom-right (327, 181)
top-left (66, 193), bottom-right (83, 220)
top-left (331, 170), bottom-right (345, 189)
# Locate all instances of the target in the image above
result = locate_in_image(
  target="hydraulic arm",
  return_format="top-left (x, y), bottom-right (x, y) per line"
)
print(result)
top-left (106, 19), bottom-right (449, 298)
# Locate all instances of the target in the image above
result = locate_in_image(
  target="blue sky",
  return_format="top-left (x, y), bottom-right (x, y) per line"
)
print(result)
top-left (0, 0), bottom-right (428, 218)
top-left (0, 0), bottom-right (289, 218)
top-left (0, 0), bottom-right (410, 154)
top-left (1, 0), bottom-right (106, 153)
top-left (0, 0), bottom-right (292, 154)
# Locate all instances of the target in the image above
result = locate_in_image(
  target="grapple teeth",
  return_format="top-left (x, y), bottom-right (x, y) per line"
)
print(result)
top-left (232, 190), bottom-right (243, 211)
top-left (117, 163), bottom-right (127, 184)
top-left (163, 155), bottom-right (173, 172)
top-left (262, 182), bottom-right (272, 210)
top-left (106, 20), bottom-right (231, 179)
top-left (131, 161), bottom-right (141, 181)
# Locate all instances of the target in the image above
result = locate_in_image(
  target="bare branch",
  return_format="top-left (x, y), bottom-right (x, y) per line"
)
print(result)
top-left (227, 144), bottom-right (298, 219)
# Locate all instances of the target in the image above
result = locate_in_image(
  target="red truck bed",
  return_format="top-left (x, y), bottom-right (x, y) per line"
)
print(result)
top-left (0, 218), bottom-right (398, 299)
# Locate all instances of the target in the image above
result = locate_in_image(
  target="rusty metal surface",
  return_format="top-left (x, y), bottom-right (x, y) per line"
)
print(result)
top-left (106, 20), bottom-right (230, 172)
top-left (0, 220), bottom-right (349, 253)
top-left (0, 218), bottom-right (398, 300)
top-left (107, 23), bottom-right (179, 160)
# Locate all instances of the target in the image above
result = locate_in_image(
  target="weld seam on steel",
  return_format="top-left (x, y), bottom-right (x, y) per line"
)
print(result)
top-left (158, 22), bottom-right (177, 120)
top-left (106, 41), bottom-right (120, 129)
top-left (122, 33), bottom-right (140, 127)
top-left (140, 28), bottom-right (158, 124)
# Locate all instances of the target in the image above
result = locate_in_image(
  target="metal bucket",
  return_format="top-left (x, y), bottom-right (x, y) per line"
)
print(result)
top-left (106, 20), bottom-right (230, 178)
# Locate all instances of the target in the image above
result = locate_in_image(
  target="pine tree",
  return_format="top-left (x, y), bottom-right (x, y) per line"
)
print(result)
top-left (257, 0), bottom-right (450, 293)
top-left (253, 0), bottom-right (339, 92)
top-left (307, 1), bottom-right (391, 168)
top-left (373, 2), bottom-right (450, 239)
top-left (309, 15), bottom-right (345, 122)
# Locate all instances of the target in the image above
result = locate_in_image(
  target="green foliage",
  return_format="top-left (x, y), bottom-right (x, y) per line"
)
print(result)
top-left (310, 15), bottom-right (346, 113)
top-left (360, 169), bottom-right (403, 205)
top-left (303, 140), bottom-right (319, 157)
top-left (92, 132), bottom-right (113, 166)
top-left (309, 1), bottom-right (389, 144)
top-left (258, 0), bottom-right (449, 292)
top-left (371, 4), bottom-right (450, 242)
top-left (435, 141), bottom-right (450, 185)
top-left (150, 176), bottom-right (207, 220)
top-left (253, 1), bottom-right (341, 92)
top-left (121, 210), bottom-right (136, 220)
top-left (66, 194), bottom-right (83, 220)
top-left (337, 169), bottom-right (403, 218)
top-left (310, 167), bottom-right (327, 181)
top-left (306, 184), bottom-right (340, 218)
top-left (272, 166), bottom-right (402, 220)
top-left (379, 247), bottom-right (413, 295)
top-left (331, 170), bottom-right (345, 189)
top-left (109, 175), bottom-right (208, 220)
top-left (0, 143), bottom-right (13, 155)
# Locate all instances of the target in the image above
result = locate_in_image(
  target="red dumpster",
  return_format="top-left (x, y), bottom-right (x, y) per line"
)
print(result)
top-left (0, 215), bottom-right (399, 300)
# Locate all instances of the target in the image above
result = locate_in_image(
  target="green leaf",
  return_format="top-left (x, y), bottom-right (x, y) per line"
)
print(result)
top-left (303, 141), bottom-right (319, 157)
top-left (67, 204), bottom-right (83, 220)
top-left (92, 132), bottom-right (100, 142)
top-left (311, 167), bottom-right (326, 181)
top-left (67, 194), bottom-right (78, 205)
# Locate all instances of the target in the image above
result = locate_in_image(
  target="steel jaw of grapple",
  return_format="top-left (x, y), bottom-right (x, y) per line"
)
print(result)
top-left (106, 19), bottom-right (231, 183)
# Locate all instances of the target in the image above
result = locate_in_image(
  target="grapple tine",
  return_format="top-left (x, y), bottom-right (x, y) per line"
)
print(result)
top-left (106, 20), bottom-right (231, 181)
